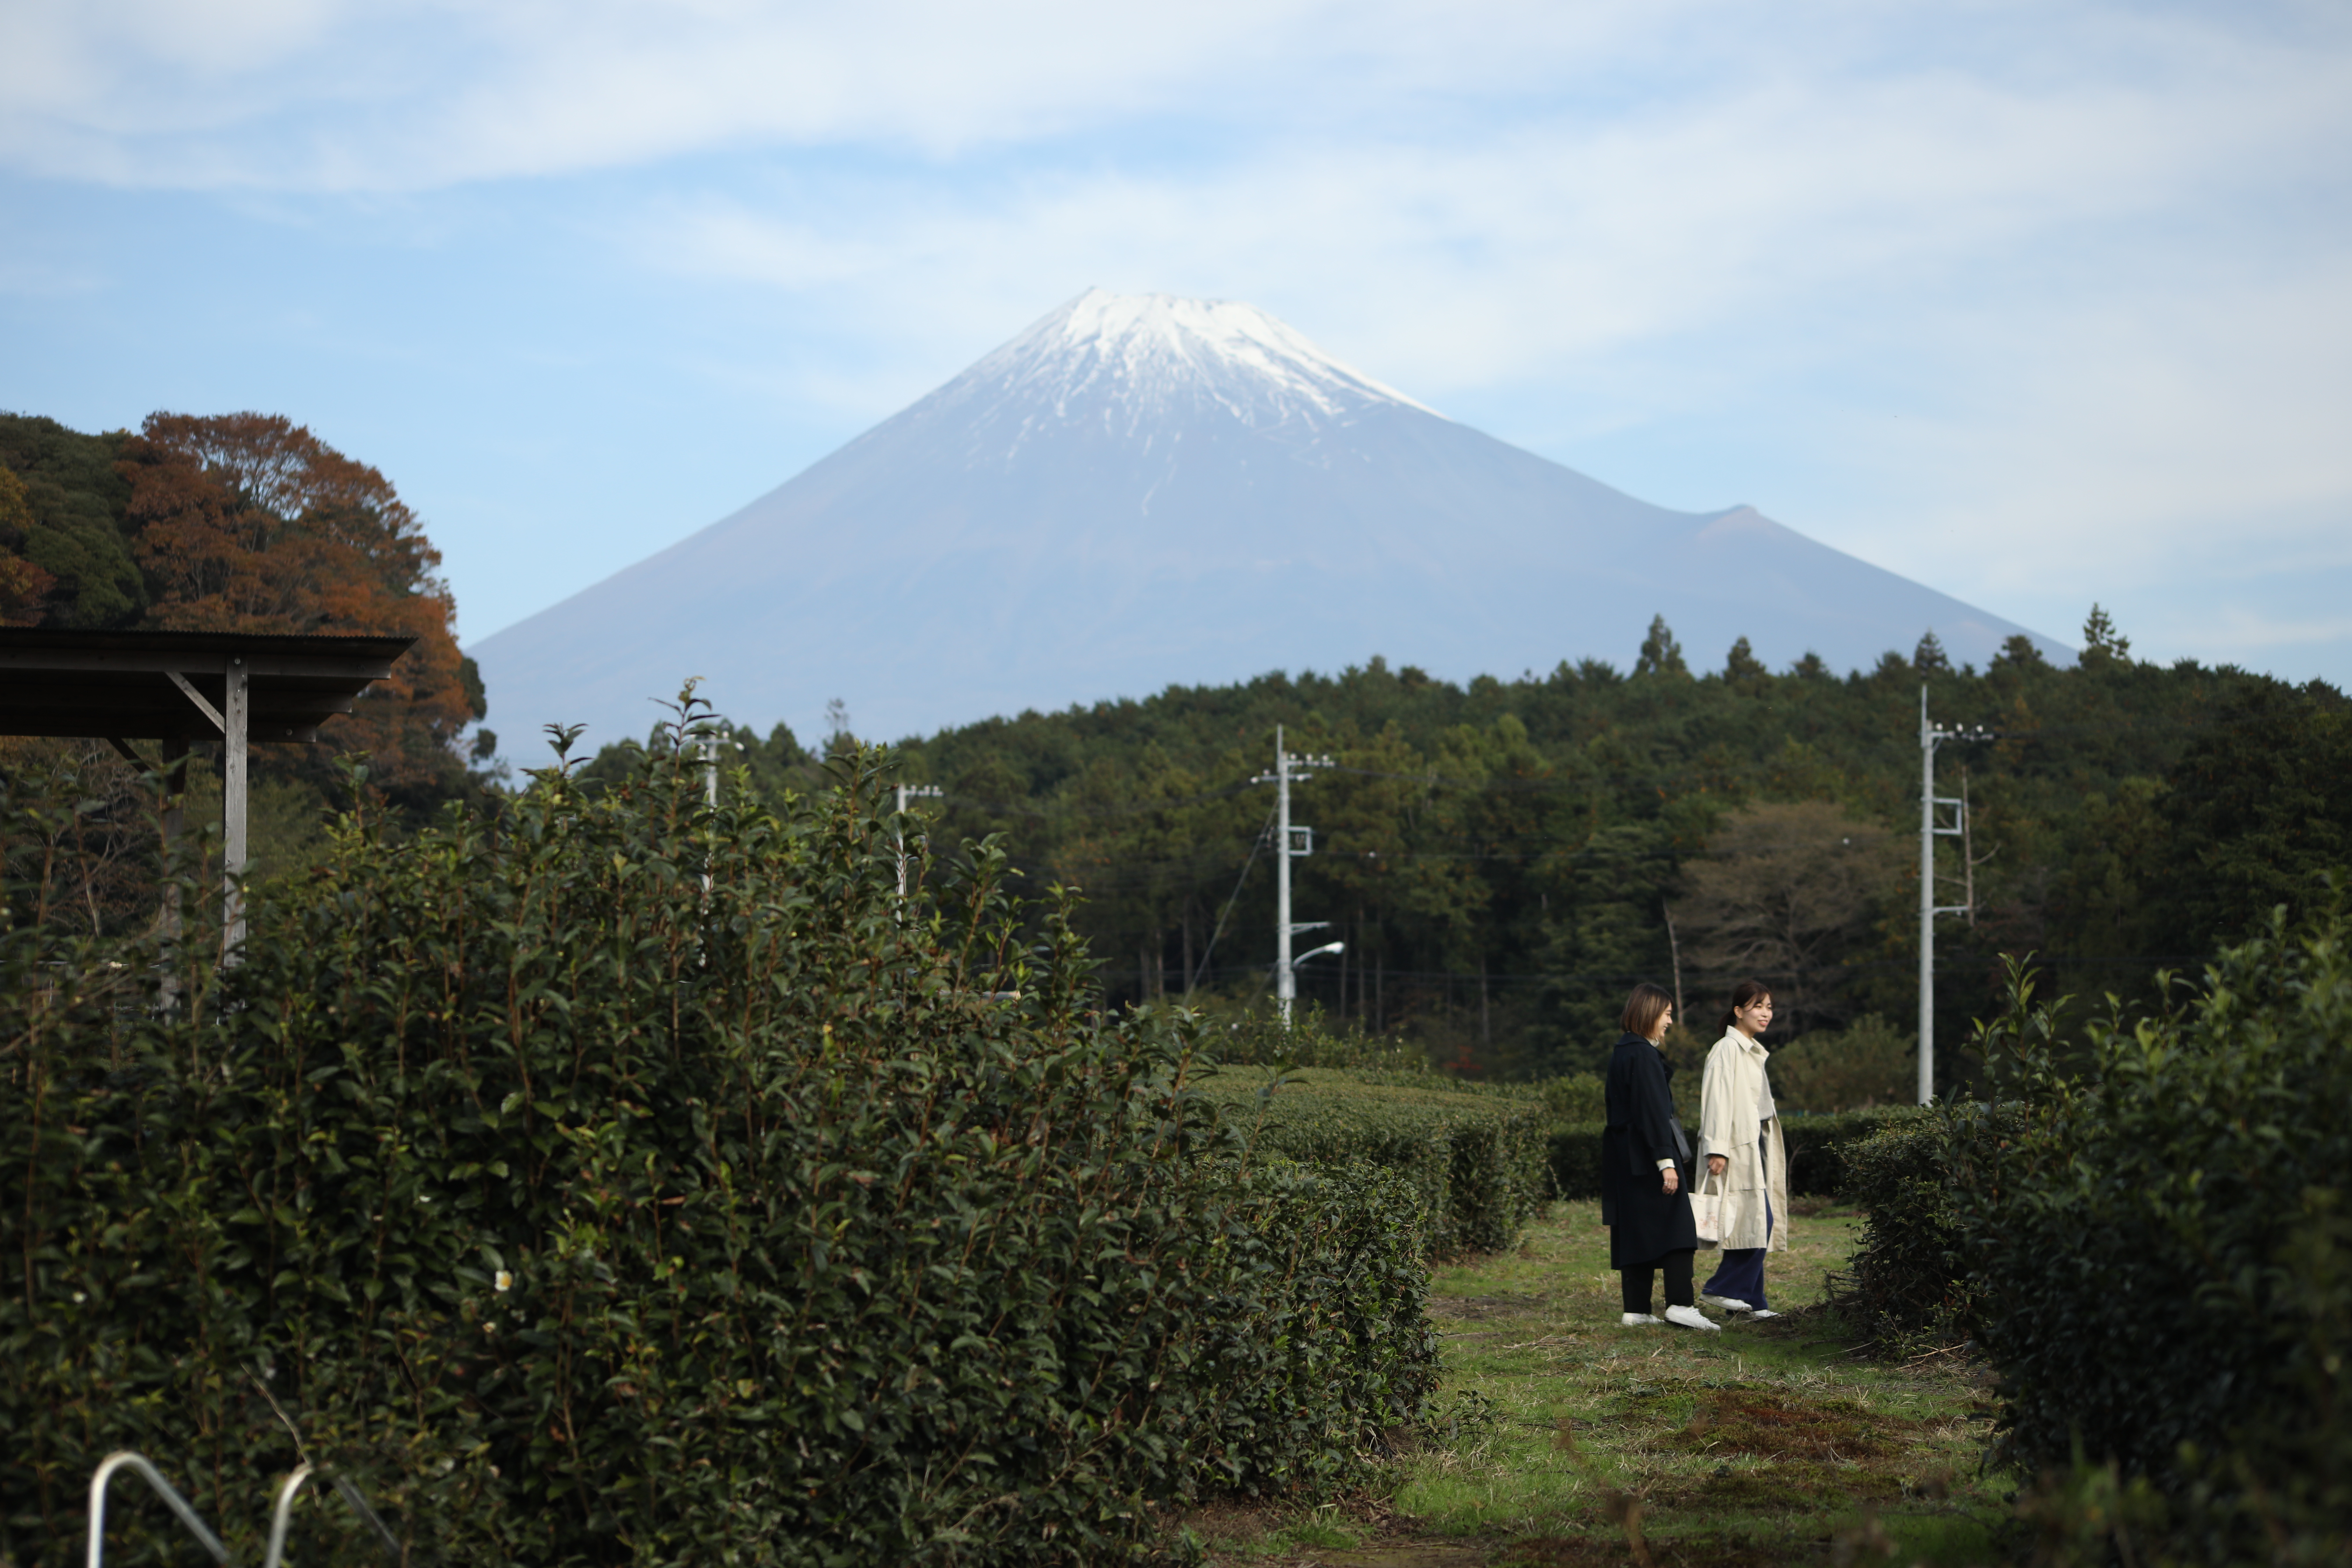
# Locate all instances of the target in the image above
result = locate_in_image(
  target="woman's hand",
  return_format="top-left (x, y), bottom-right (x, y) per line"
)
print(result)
top-left (1708, 1155), bottom-right (1727, 1177)
top-left (1661, 1166), bottom-right (1680, 1195)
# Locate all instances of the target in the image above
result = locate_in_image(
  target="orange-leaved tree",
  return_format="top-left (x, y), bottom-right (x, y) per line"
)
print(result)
top-left (0, 467), bottom-right (58, 626)
top-left (119, 413), bottom-right (483, 796)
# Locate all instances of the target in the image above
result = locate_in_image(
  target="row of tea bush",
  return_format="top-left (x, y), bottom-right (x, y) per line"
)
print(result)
top-left (1, 726), bottom-right (1441, 1567)
top-left (1836, 914), bottom-right (2352, 1561)
top-left (1196, 1067), bottom-right (1550, 1258)
top-left (1543, 1106), bottom-right (1925, 1202)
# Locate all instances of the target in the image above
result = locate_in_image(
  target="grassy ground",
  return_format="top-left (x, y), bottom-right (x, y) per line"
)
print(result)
top-left (1186, 1198), bottom-right (2011, 1567)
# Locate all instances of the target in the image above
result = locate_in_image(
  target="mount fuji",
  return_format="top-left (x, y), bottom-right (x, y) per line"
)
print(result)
top-left (471, 289), bottom-right (2062, 749)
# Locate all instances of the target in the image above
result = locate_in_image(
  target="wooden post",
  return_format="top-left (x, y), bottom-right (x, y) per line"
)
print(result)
top-left (1664, 900), bottom-right (1685, 1024)
top-left (161, 736), bottom-right (188, 1008)
top-left (222, 655), bottom-right (249, 961)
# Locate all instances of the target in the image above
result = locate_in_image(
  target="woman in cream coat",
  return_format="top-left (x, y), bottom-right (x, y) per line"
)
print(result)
top-left (1699, 980), bottom-right (1789, 1319)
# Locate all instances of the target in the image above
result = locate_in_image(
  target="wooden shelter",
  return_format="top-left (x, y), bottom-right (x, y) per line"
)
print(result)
top-left (0, 628), bottom-right (414, 952)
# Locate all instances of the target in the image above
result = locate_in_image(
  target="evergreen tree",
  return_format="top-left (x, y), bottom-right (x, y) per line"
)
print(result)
top-left (2080, 602), bottom-right (2132, 665)
top-left (1724, 636), bottom-right (1769, 692)
top-left (1633, 614), bottom-right (1688, 678)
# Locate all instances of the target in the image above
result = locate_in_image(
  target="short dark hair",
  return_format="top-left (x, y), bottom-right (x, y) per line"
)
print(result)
top-left (1719, 980), bottom-right (1772, 1034)
top-left (1620, 983), bottom-right (1674, 1039)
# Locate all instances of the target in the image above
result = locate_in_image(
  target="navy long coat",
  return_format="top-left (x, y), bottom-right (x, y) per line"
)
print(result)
top-left (1600, 1032), bottom-right (1698, 1269)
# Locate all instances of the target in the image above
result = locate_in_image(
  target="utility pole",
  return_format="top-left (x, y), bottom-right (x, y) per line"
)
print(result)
top-left (894, 782), bottom-right (943, 899)
top-left (1918, 687), bottom-right (1995, 1104)
top-left (1253, 725), bottom-right (1340, 1024)
top-left (699, 729), bottom-right (746, 898)
top-left (699, 731), bottom-right (727, 897)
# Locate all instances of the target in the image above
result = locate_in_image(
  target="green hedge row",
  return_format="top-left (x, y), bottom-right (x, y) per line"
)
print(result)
top-left (1834, 1106), bottom-right (2021, 1355)
top-left (1828, 922), bottom-right (2352, 1560)
top-left (1951, 933), bottom-right (2352, 1557)
top-left (1, 732), bottom-right (1438, 1567)
top-left (1199, 1069), bottom-right (1550, 1257)
top-left (1545, 1106), bottom-right (1926, 1202)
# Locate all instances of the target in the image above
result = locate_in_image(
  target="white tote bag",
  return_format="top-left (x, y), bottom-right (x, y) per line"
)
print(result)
top-left (1692, 1169), bottom-right (1725, 1249)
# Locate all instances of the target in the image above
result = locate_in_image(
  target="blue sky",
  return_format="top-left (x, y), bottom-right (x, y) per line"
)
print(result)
top-left (5, 0), bottom-right (2349, 706)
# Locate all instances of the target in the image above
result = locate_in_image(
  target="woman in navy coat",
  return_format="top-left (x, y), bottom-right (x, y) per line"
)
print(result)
top-left (1600, 983), bottom-right (1719, 1332)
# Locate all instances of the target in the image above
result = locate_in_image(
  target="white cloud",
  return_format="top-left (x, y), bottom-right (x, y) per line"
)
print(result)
top-left (10, 1), bottom-right (2340, 194)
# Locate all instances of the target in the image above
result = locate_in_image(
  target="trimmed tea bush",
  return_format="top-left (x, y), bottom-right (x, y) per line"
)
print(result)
top-left (1199, 1068), bottom-right (1549, 1257)
top-left (1547, 1106), bottom-right (1923, 1202)
top-left (1, 732), bottom-right (1437, 1567)
top-left (1197, 1006), bottom-right (1436, 1074)
top-left (1538, 1072), bottom-right (1604, 1123)
top-left (1833, 1106), bottom-right (2017, 1354)
top-left (1949, 927), bottom-right (2352, 1556)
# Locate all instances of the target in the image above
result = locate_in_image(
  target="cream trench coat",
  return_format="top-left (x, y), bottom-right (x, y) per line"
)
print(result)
top-left (1698, 1029), bottom-right (1789, 1253)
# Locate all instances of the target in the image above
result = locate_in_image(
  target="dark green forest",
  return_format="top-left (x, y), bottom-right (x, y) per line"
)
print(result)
top-left (579, 611), bottom-right (2351, 1086)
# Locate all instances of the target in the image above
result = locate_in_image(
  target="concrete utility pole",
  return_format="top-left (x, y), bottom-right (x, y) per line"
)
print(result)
top-left (894, 782), bottom-right (943, 899)
top-left (1917, 686), bottom-right (1995, 1103)
top-left (699, 731), bottom-right (727, 898)
top-left (1253, 725), bottom-right (1340, 1024)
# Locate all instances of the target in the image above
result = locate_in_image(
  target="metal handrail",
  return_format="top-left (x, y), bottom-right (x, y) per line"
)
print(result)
top-left (261, 1465), bottom-right (313, 1567)
top-left (88, 1450), bottom-right (400, 1567)
top-left (87, 1452), bottom-right (229, 1567)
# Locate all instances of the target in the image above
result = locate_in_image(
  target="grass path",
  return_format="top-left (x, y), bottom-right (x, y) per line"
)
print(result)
top-left (1191, 1199), bottom-right (2009, 1567)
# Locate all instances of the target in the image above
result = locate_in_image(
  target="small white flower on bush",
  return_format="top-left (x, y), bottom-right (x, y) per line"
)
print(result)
top-left (495, 1271), bottom-right (513, 1292)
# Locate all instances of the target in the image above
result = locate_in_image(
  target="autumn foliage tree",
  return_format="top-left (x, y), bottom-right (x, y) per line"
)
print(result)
top-left (117, 413), bottom-right (483, 798)
top-left (0, 468), bottom-right (58, 626)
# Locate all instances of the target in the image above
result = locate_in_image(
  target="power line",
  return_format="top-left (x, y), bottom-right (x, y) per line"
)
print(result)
top-left (1184, 806), bottom-right (1275, 997)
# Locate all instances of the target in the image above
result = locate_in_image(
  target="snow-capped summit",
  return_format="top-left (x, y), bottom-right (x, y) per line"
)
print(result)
top-left (926, 289), bottom-right (1437, 450)
top-left (471, 290), bottom-right (2061, 750)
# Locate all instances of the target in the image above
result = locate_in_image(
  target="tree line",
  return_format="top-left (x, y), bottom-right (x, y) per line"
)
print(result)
top-left (0, 410), bottom-right (489, 922)
top-left (597, 613), bottom-right (2351, 1086)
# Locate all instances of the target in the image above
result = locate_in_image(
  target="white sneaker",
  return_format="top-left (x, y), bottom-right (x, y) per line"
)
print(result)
top-left (1749, 1308), bottom-right (1780, 1321)
top-left (1664, 1304), bottom-right (1722, 1332)
top-left (1704, 1295), bottom-right (1755, 1313)
top-left (1620, 1312), bottom-right (1663, 1326)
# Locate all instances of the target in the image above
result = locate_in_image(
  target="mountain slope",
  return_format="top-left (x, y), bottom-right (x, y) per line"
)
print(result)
top-left (472, 289), bottom-right (2063, 749)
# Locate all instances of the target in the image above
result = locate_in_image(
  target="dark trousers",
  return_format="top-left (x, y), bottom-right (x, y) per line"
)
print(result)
top-left (1621, 1248), bottom-right (1695, 1314)
top-left (1703, 1154), bottom-right (1775, 1309)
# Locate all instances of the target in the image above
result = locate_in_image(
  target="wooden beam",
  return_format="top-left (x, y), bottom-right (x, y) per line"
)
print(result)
top-left (166, 670), bottom-right (226, 732)
top-left (223, 656), bottom-right (250, 962)
top-left (161, 737), bottom-right (188, 1012)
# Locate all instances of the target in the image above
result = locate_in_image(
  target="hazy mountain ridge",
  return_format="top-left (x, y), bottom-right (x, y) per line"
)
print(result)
top-left (472, 289), bottom-right (2064, 750)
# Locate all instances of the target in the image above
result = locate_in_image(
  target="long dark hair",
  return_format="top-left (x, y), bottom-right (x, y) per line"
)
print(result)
top-left (1620, 982), bottom-right (1674, 1040)
top-left (1718, 979), bottom-right (1771, 1035)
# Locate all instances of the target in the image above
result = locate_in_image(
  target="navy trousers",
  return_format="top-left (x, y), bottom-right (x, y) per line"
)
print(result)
top-left (1703, 1143), bottom-right (1774, 1309)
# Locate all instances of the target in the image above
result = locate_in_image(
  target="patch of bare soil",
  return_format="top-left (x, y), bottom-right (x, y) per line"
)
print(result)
top-left (1187, 1494), bottom-right (1471, 1566)
top-left (1665, 1392), bottom-right (1917, 1463)
top-left (1638, 1390), bottom-right (1937, 1520)
top-left (1285, 1549), bottom-right (1491, 1568)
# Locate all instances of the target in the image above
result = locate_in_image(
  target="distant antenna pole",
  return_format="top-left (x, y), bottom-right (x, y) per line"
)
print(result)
top-left (1253, 724), bottom-right (1337, 1025)
top-left (895, 782), bottom-right (944, 899)
top-left (1918, 687), bottom-right (1995, 1103)
top-left (702, 734), bottom-right (718, 896)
